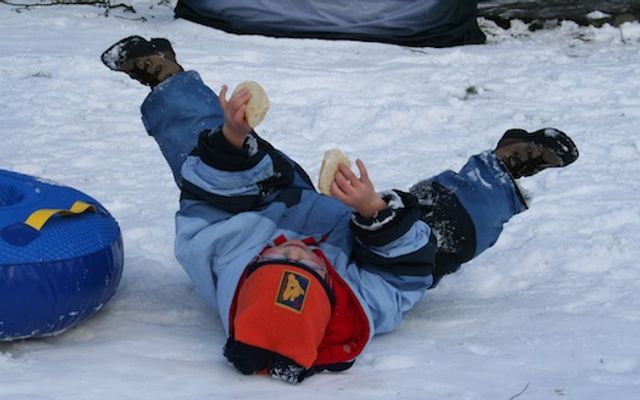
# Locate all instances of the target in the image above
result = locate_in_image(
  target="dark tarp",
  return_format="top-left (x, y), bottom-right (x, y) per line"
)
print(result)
top-left (174, 0), bottom-right (486, 47)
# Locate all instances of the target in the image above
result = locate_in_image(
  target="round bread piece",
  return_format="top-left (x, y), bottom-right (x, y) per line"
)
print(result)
top-left (232, 81), bottom-right (270, 128)
top-left (318, 148), bottom-right (351, 195)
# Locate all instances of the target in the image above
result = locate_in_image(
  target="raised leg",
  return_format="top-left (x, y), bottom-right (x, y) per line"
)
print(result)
top-left (101, 36), bottom-right (224, 185)
top-left (411, 127), bottom-right (579, 287)
top-left (410, 151), bottom-right (526, 287)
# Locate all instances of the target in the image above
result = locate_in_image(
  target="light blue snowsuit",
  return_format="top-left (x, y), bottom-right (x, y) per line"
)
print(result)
top-left (140, 71), bottom-right (526, 359)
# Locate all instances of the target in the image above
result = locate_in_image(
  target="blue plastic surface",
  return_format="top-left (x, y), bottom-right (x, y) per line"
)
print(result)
top-left (0, 169), bottom-right (124, 340)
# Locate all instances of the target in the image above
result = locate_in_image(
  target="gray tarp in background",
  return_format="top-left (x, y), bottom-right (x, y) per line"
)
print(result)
top-left (174, 0), bottom-right (486, 47)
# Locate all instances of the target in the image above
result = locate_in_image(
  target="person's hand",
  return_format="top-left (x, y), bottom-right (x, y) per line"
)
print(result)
top-left (330, 159), bottom-right (387, 218)
top-left (219, 85), bottom-right (253, 149)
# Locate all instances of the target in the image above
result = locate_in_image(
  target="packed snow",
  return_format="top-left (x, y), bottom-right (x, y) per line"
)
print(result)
top-left (1, 3), bottom-right (639, 399)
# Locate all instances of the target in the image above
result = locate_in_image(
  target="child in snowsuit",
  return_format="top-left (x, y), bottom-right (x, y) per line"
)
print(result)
top-left (102, 37), bottom-right (579, 384)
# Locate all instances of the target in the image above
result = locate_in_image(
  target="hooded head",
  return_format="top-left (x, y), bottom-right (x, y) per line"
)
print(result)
top-left (224, 259), bottom-right (333, 383)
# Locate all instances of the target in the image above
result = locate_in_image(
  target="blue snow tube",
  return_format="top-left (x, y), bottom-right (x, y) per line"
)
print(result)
top-left (0, 169), bottom-right (123, 340)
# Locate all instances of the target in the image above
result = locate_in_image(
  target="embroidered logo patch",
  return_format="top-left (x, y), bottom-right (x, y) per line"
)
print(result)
top-left (275, 270), bottom-right (310, 313)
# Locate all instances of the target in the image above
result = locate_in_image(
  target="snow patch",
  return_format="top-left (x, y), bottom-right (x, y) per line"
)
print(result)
top-left (101, 42), bottom-right (127, 70)
top-left (369, 354), bottom-right (418, 370)
top-left (0, 5), bottom-right (639, 398)
top-left (587, 11), bottom-right (612, 20)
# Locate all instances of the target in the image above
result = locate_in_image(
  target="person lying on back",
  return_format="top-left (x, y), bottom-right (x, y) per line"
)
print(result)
top-left (102, 36), bottom-right (579, 383)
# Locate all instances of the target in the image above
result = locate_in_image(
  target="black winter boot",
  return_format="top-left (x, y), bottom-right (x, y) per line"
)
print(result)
top-left (150, 38), bottom-right (178, 63)
top-left (494, 128), bottom-right (579, 179)
top-left (101, 36), bottom-right (183, 87)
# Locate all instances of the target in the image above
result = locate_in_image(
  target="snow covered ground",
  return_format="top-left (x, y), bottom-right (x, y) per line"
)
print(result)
top-left (1, 3), bottom-right (639, 399)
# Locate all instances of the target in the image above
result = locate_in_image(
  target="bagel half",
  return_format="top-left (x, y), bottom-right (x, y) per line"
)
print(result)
top-left (232, 81), bottom-right (270, 128)
top-left (318, 148), bottom-right (351, 195)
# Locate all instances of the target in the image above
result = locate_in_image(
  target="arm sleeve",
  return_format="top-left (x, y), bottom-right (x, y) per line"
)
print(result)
top-left (351, 266), bottom-right (434, 334)
top-left (179, 126), bottom-right (314, 214)
top-left (350, 190), bottom-right (437, 277)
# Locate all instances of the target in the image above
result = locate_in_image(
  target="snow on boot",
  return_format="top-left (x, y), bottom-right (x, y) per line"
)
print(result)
top-left (101, 36), bottom-right (183, 87)
top-left (494, 128), bottom-right (579, 179)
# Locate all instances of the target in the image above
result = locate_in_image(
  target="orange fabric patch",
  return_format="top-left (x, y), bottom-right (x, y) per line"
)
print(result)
top-left (232, 263), bottom-right (332, 368)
